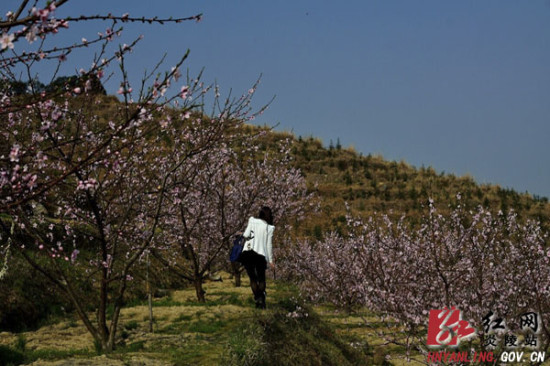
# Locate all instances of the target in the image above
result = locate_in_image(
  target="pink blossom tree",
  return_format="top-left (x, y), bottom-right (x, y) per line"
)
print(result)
top-left (1, 0), bottom-right (201, 215)
top-left (221, 135), bottom-right (315, 287)
top-left (282, 199), bottom-right (550, 364)
top-left (0, 0), bottom-right (263, 352)
top-left (153, 130), bottom-right (315, 301)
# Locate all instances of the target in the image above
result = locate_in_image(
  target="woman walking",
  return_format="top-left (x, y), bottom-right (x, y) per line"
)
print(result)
top-left (240, 206), bottom-right (275, 309)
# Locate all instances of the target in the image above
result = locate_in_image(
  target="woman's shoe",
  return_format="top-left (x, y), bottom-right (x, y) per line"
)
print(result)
top-left (254, 293), bottom-right (262, 308)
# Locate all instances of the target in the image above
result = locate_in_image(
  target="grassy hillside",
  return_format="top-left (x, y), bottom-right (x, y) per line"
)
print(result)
top-left (3, 272), bottom-right (547, 365)
top-left (2, 275), bottom-right (550, 365)
top-left (0, 274), bottom-right (391, 366)
top-left (257, 131), bottom-right (550, 238)
top-left (13, 92), bottom-right (546, 232)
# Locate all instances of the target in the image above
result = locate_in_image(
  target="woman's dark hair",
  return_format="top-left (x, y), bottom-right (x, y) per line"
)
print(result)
top-left (258, 206), bottom-right (274, 225)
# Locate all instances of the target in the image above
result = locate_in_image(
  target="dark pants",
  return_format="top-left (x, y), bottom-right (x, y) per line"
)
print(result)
top-left (240, 250), bottom-right (267, 308)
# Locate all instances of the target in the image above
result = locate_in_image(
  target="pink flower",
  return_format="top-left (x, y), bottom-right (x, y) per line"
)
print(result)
top-left (0, 33), bottom-right (15, 50)
top-left (38, 9), bottom-right (50, 22)
top-left (25, 26), bottom-right (38, 44)
top-left (9, 145), bottom-right (20, 162)
top-left (106, 28), bottom-right (114, 41)
top-left (172, 67), bottom-right (181, 81)
top-left (77, 178), bottom-right (98, 191)
top-left (180, 86), bottom-right (189, 99)
top-left (71, 249), bottom-right (79, 264)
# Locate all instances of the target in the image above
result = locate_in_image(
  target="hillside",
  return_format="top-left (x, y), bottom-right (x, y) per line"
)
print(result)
top-left (0, 274), bottom-right (392, 366)
top-left (268, 132), bottom-right (550, 237)
top-left (5, 91), bottom-right (548, 233)
top-left (2, 273), bottom-right (550, 365)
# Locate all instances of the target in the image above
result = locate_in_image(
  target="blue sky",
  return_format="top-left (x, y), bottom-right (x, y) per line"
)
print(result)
top-left (5, 0), bottom-right (550, 197)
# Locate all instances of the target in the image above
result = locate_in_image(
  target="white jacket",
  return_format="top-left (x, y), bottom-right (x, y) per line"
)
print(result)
top-left (242, 217), bottom-right (275, 264)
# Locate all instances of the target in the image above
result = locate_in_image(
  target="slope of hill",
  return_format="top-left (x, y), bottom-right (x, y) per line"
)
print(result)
top-left (0, 274), bottom-right (384, 366)
top-left (261, 132), bottom-right (549, 237)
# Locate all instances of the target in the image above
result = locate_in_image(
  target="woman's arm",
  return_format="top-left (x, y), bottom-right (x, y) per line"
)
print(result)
top-left (243, 217), bottom-right (254, 239)
top-left (266, 227), bottom-right (274, 265)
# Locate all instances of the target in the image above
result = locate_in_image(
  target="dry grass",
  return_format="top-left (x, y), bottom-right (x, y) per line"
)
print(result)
top-left (0, 273), bottom-right (258, 365)
top-left (3, 274), bottom-right (549, 365)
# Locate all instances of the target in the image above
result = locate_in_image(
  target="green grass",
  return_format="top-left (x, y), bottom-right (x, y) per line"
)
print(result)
top-left (151, 297), bottom-right (186, 307)
top-left (124, 320), bottom-right (139, 330)
top-left (0, 344), bottom-right (96, 365)
top-left (188, 319), bottom-right (225, 334)
top-left (0, 279), bottom-right (386, 366)
top-left (14, 334), bottom-right (26, 353)
top-left (28, 348), bottom-right (95, 361)
top-left (159, 316), bottom-right (231, 336)
top-left (0, 345), bottom-right (25, 366)
top-left (167, 342), bottom-right (223, 366)
top-left (174, 313), bottom-right (193, 322)
top-left (224, 297), bottom-right (374, 366)
top-left (180, 294), bottom-right (249, 307)
top-left (119, 340), bottom-right (146, 353)
top-left (205, 291), bottom-right (248, 306)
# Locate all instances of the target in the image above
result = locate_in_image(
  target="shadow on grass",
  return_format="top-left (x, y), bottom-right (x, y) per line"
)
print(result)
top-left (223, 297), bottom-right (390, 366)
top-left (0, 344), bottom-right (95, 365)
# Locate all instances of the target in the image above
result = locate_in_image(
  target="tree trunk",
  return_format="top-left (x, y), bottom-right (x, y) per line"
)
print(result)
top-left (231, 262), bottom-right (242, 287)
top-left (96, 329), bottom-right (114, 353)
top-left (147, 253), bottom-right (154, 333)
top-left (98, 277), bottom-right (110, 351)
top-left (105, 301), bottom-right (125, 353)
top-left (194, 277), bottom-right (206, 302)
top-left (106, 325), bottom-right (117, 352)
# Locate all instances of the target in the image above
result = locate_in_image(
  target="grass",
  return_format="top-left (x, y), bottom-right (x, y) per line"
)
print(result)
top-left (187, 319), bottom-right (225, 334)
top-left (223, 297), bottom-right (373, 366)
top-left (0, 345), bottom-right (24, 366)
top-left (0, 276), bottom-right (377, 365)
top-left (10, 273), bottom-right (548, 365)
top-left (0, 274), bottom-right (375, 365)
top-left (150, 297), bottom-right (186, 307)
top-left (123, 320), bottom-right (139, 331)
top-left (119, 340), bottom-right (146, 353)
top-left (174, 313), bottom-right (193, 322)
top-left (0, 344), bottom-right (96, 365)
top-left (177, 292), bottom-right (250, 308)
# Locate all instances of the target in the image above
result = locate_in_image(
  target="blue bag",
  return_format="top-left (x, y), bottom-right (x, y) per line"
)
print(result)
top-left (230, 235), bottom-right (245, 263)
